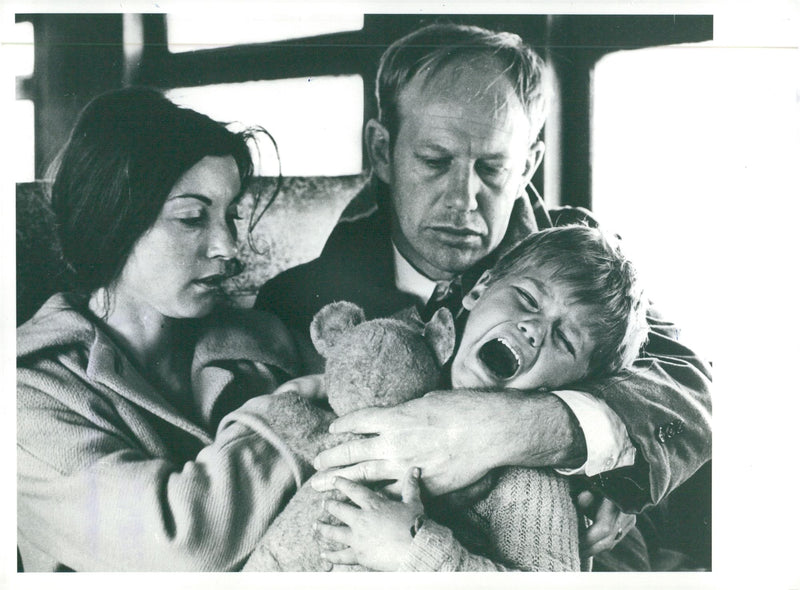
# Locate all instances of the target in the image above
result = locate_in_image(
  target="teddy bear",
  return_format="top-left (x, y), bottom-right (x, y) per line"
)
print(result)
top-left (241, 301), bottom-right (456, 572)
top-left (241, 300), bottom-right (584, 572)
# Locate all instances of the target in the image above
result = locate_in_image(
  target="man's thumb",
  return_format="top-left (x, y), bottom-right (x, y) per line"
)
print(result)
top-left (401, 466), bottom-right (422, 504)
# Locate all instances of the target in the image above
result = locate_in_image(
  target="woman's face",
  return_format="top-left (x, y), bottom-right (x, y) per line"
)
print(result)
top-left (110, 155), bottom-right (242, 319)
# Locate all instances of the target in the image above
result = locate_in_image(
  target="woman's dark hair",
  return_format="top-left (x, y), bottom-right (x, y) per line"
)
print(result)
top-left (50, 87), bottom-right (256, 294)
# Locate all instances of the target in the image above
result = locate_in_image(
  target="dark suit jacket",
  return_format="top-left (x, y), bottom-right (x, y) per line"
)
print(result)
top-left (255, 178), bottom-right (712, 513)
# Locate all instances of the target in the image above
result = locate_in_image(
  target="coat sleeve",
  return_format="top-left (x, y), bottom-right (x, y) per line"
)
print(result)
top-left (17, 362), bottom-right (306, 572)
top-left (577, 307), bottom-right (712, 512)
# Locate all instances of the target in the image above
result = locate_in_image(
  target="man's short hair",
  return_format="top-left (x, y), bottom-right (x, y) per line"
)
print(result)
top-left (376, 22), bottom-right (551, 143)
top-left (488, 225), bottom-right (649, 378)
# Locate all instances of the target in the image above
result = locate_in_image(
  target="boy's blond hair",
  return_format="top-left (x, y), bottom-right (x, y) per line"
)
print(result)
top-left (488, 225), bottom-right (648, 377)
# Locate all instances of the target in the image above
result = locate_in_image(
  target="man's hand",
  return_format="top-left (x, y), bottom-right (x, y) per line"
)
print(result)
top-left (576, 490), bottom-right (637, 557)
top-left (312, 390), bottom-right (584, 496)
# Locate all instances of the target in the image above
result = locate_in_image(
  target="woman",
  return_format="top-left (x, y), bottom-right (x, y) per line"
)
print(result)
top-left (17, 87), bottom-right (307, 571)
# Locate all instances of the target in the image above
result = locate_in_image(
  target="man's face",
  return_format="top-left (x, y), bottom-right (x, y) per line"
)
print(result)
top-left (451, 264), bottom-right (597, 391)
top-left (371, 59), bottom-right (543, 280)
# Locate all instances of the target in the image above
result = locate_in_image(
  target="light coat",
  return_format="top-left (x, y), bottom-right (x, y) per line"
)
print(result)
top-left (17, 294), bottom-right (306, 571)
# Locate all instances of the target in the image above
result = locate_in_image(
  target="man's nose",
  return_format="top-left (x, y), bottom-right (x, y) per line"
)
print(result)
top-left (517, 320), bottom-right (545, 348)
top-left (207, 221), bottom-right (238, 260)
top-left (444, 162), bottom-right (480, 211)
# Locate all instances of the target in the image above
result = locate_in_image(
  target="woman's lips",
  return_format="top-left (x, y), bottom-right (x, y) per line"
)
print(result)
top-left (478, 337), bottom-right (521, 380)
top-left (193, 273), bottom-right (226, 289)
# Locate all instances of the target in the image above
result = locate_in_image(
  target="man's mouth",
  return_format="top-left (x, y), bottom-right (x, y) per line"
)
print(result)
top-left (478, 337), bottom-right (521, 380)
top-left (432, 225), bottom-right (482, 237)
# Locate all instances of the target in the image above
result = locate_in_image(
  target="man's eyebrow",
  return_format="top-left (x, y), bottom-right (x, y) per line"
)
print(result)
top-left (166, 193), bottom-right (212, 205)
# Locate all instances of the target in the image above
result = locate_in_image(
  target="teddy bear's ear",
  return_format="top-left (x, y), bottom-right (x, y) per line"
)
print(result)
top-left (310, 301), bottom-right (366, 357)
top-left (423, 307), bottom-right (456, 366)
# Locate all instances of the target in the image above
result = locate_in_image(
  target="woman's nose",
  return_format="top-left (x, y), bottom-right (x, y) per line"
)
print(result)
top-left (207, 222), bottom-right (238, 260)
top-left (517, 321), bottom-right (544, 348)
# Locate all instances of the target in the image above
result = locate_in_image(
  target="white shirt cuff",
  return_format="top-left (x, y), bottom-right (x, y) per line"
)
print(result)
top-left (550, 390), bottom-right (636, 477)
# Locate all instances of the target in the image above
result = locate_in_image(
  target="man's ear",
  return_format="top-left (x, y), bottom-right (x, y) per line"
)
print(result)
top-left (462, 271), bottom-right (492, 311)
top-left (365, 118), bottom-right (392, 184)
top-left (522, 140), bottom-right (546, 187)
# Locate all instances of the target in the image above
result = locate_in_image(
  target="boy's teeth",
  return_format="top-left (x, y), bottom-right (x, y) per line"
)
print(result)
top-left (478, 337), bottom-right (520, 379)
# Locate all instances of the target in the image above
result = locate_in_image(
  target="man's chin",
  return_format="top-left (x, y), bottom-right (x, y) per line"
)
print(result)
top-left (425, 251), bottom-right (484, 277)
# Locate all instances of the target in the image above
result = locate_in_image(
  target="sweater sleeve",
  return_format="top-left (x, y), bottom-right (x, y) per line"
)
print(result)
top-left (403, 467), bottom-right (583, 572)
top-left (17, 361), bottom-right (306, 572)
top-left (402, 520), bottom-right (517, 571)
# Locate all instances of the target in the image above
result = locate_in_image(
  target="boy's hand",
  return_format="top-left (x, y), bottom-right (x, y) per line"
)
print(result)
top-left (576, 490), bottom-right (637, 557)
top-left (315, 467), bottom-right (424, 571)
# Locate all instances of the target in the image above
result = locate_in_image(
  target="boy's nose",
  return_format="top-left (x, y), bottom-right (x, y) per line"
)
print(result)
top-left (517, 321), bottom-right (544, 348)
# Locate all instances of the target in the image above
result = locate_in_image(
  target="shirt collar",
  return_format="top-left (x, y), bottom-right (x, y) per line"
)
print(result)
top-left (393, 243), bottom-right (464, 307)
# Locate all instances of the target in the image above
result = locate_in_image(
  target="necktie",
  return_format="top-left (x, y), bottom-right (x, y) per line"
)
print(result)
top-left (421, 278), bottom-right (463, 322)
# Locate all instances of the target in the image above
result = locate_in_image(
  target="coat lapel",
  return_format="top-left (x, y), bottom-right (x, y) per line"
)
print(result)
top-left (85, 329), bottom-right (214, 445)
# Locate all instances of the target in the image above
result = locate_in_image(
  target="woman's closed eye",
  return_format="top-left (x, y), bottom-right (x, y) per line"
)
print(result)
top-left (177, 210), bottom-right (207, 227)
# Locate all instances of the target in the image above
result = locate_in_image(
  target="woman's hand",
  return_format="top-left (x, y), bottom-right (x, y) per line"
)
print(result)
top-left (272, 374), bottom-right (326, 401)
top-left (315, 467), bottom-right (424, 571)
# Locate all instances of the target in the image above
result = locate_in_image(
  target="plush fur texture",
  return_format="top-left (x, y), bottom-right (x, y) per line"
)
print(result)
top-left (242, 302), bottom-right (455, 571)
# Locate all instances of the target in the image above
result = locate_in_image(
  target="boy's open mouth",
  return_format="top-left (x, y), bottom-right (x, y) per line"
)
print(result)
top-left (478, 337), bottom-right (520, 380)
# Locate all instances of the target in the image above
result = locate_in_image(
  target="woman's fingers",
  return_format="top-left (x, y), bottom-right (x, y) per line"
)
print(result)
top-left (273, 374), bottom-right (326, 400)
top-left (331, 476), bottom-right (380, 508)
top-left (328, 407), bottom-right (393, 434)
top-left (323, 497), bottom-right (360, 524)
top-left (310, 461), bottom-right (402, 491)
top-left (320, 547), bottom-right (358, 565)
top-left (315, 521), bottom-right (350, 545)
top-left (314, 436), bottom-right (384, 470)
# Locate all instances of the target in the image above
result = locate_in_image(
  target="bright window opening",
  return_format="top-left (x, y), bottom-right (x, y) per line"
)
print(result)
top-left (166, 76), bottom-right (364, 176)
top-left (166, 13), bottom-right (364, 53)
top-left (11, 21), bottom-right (34, 77)
top-left (592, 42), bottom-right (797, 357)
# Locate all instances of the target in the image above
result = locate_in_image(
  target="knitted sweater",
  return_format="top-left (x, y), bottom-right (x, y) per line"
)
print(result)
top-left (403, 466), bottom-right (584, 571)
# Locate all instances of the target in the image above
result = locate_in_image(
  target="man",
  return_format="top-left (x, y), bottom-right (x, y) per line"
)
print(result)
top-left (255, 23), bottom-right (712, 568)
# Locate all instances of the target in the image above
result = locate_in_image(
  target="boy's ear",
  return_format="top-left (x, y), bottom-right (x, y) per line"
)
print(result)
top-left (365, 118), bottom-right (392, 185)
top-left (462, 271), bottom-right (492, 311)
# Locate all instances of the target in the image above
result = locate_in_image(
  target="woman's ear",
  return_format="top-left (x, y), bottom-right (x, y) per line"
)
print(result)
top-left (365, 119), bottom-right (392, 184)
top-left (462, 271), bottom-right (492, 311)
